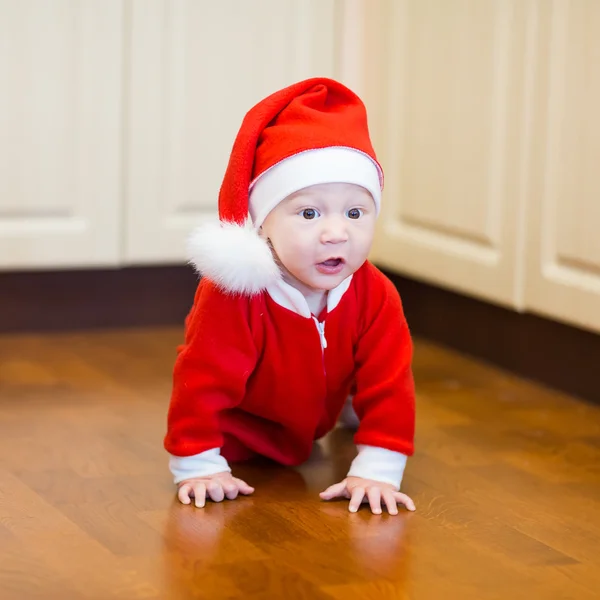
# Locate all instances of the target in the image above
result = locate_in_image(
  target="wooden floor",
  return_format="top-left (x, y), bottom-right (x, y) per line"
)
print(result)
top-left (1, 327), bottom-right (600, 599)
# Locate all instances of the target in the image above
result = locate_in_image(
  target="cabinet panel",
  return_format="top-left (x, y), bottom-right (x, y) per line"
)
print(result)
top-left (0, 0), bottom-right (123, 269)
top-left (524, 0), bottom-right (600, 333)
top-left (125, 0), bottom-right (339, 263)
top-left (369, 0), bottom-right (530, 308)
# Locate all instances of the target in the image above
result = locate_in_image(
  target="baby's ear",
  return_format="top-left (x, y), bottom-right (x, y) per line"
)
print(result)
top-left (257, 226), bottom-right (267, 240)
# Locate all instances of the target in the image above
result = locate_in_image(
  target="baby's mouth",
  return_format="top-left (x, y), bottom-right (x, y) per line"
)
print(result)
top-left (319, 258), bottom-right (344, 267)
top-left (315, 257), bottom-right (346, 275)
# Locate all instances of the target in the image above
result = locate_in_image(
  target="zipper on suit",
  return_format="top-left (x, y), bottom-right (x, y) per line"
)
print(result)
top-left (312, 317), bottom-right (327, 351)
top-left (312, 316), bottom-right (329, 438)
top-left (312, 316), bottom-right (327, 381)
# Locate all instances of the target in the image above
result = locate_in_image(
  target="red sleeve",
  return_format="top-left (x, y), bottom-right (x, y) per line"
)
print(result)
top-left (351, 265), bottom-right (416, 456)
top-left (163, 279), bottom-right (259, 457)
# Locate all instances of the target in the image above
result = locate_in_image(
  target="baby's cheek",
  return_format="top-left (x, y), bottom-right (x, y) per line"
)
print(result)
top-left (286, 240), bottom-right (310, 259)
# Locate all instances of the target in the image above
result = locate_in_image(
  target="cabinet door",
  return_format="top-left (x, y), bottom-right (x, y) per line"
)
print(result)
top-left (0, 0), bottom-right (123, 269)
top-left (367, 0), bottom-right (530, 309)
top-left (524, 0), bottom-right (600, 334)
top-left (124, 0), bottom-right (339, 264)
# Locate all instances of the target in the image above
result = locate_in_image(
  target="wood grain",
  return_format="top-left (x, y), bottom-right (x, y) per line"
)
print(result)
top-left (1, 326), bottom-right (599, 599)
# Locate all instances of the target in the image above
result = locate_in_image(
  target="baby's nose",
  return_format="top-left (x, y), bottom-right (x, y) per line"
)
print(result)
top-left (321, 218), bottom-right (349, 243)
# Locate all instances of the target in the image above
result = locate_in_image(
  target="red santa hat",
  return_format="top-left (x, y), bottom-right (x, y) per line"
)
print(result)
top-left (187, 77), bottom-right (384, 295)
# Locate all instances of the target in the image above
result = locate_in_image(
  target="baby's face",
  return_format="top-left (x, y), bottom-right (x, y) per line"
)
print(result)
top-left (260, 182), bottom-right (377, 293)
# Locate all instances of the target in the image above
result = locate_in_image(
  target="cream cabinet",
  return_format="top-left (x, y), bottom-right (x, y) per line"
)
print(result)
top-left (367, 0), bottom-right (600, 335)
top-left (523, 0), bottom-right (600, 334)
top-left (0, 0), bottom-right (341, 269)
top-left (0, 0), bottom-right (123, 269)
top-left (1, 0), bottom-right (599, 335)
top-left (124, 0), bottom-right (340, 264)
top-left (367, 0), bottom-right (530, 310)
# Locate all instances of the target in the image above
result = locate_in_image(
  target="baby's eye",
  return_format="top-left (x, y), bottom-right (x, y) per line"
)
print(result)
top-left (301, 208), bottom-right (319, 220)
top-left (347, 208), bottom-right (363, 219)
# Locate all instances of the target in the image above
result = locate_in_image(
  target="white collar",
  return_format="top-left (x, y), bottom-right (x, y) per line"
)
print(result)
top-left (266, 275), bottom-right (353, 318)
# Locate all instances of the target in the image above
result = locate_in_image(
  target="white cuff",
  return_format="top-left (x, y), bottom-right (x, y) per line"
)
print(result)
top-left (169, 448), bottom-right (231, 484)
top-left (346, 444), bottom-right (408, 490)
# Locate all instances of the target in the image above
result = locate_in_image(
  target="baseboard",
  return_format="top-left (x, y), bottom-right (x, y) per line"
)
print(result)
top-left (0, 265), bottom-right (199, 333)
top-left (382, 270), bottom-right (599, 406)
top-left (1, 264), bottom-right (597, 405)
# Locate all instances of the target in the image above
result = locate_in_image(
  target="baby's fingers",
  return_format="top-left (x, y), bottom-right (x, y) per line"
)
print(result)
top-left (319, 480), bottom-right (348, 500)
top-left (394, 492), bottom-right (416, 512)
top-left (177, 482), bottom-right (206, 507)
top-left (222, 483), bottom-right (239, 500)
top-left (233, 478), bottom-right (255, 495)
top-left (192, 483), bottom-right (207, 507)
top-left (207, 481), bottom-right (225, 503)
top-left (348, 487), bottom-right (365, 513)
top-left (366, 487), bottom-right (382, 515)
top-left (233, 477), bottom-right (254, 496)
top-left (177, 483), bottom-right (194, 505)
top-left (382, 490), bottom-right (399, 515)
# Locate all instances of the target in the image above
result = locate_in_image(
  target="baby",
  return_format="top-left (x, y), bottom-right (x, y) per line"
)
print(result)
top-left (164, 78), bottom-right (416, 515)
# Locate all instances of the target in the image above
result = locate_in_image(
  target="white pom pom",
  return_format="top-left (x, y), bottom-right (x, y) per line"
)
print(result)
top-left (186, 219), bottom-right (281, 295)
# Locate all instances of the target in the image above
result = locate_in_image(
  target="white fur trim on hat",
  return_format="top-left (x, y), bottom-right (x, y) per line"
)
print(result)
top-left (248, 146), bottom-right (383, 228)
top-left (187, 219), bottom-right (281, 295)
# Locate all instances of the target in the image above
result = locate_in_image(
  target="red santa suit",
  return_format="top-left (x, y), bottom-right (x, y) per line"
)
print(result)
top-left (163, 77), bottom-right (417, 490)
top-left (165, 260), bottom-right (415, 488)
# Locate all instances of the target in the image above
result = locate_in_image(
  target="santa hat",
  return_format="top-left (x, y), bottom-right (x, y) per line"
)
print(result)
top-left (187, 77), bottom-right (384, 295)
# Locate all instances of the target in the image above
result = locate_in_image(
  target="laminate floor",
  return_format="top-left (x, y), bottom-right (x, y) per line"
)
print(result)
top-left (1, 327), bottom-right (599, 599)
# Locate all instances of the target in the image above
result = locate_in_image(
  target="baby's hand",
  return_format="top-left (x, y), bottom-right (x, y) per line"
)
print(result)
top-left (319, 476), bottom-right (416, 515)
top-left (177, 472), bottom-right (254, 508)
